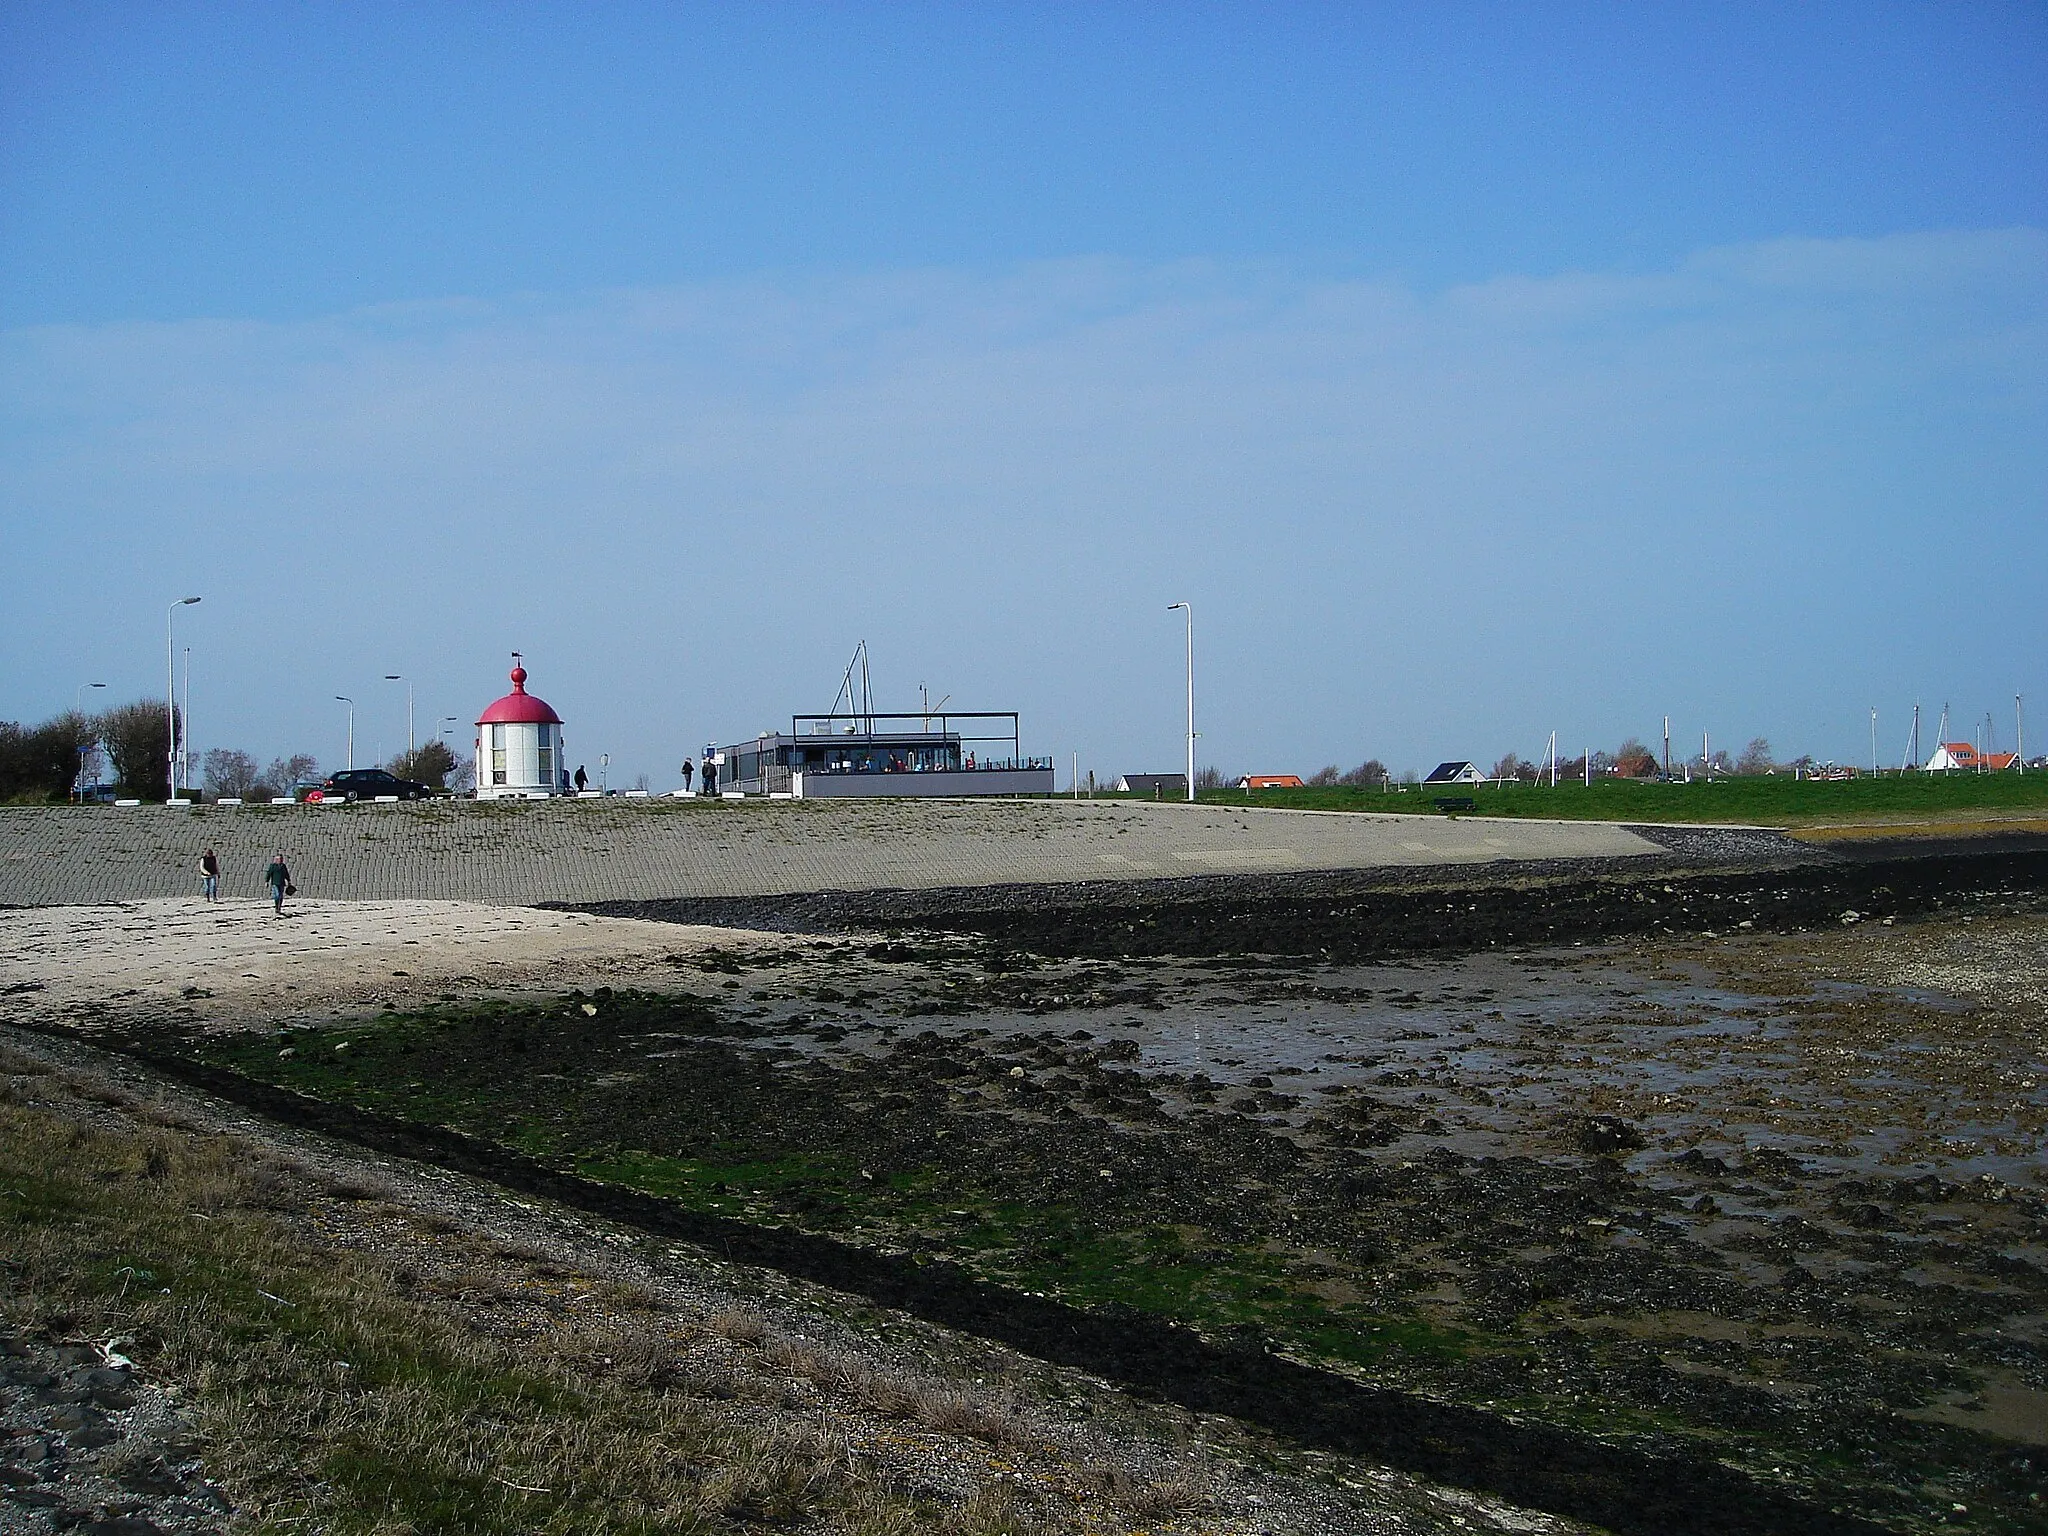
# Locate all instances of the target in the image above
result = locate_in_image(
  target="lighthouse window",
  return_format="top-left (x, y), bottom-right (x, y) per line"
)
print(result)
top-left (537, 739), bottom-right (554, 782)
top-left (490, 723), bottom-right (507, 785)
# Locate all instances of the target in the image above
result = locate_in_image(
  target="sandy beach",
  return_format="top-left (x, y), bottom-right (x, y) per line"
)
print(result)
top-left (0, 898), bottom-right (785, 1030)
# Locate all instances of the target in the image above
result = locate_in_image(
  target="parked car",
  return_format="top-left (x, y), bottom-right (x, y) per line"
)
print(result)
top-left (315, 768), bottom-right (433, 802)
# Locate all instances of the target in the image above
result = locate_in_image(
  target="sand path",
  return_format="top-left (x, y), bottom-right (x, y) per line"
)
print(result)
top-left (0, 898), bottom-right (783, 1030)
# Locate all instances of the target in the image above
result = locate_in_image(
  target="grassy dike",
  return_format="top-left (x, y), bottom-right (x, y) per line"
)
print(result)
top-left (0, 1044), bottom-right (1181, 1536)
top-left (1184, 769), bottom-right (2048, 828)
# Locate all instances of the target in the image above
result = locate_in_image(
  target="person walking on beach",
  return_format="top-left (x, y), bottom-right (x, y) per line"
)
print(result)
top-left (199, 848), bottom-right (220, 902)
top-left (574, 765), bottom-right (588, 793)
top-left (263, 851), bottom-right (293, 914)
top-left (680, 757), bottom-right (694, 793)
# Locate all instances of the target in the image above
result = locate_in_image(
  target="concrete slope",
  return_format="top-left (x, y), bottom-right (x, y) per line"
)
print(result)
top-left (0, 798), bottom-right (1660, 906)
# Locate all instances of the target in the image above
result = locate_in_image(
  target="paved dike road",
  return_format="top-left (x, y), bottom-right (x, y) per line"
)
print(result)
top-left (0, 797), bottom-right (1679, 905)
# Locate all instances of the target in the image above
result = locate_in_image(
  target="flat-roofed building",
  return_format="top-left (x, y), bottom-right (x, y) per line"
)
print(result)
top-left (717, 711), bottom-right (1053, 798)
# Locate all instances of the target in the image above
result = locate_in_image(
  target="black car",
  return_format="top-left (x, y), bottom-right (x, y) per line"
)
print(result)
top-left (317, 768), bottom-right (432, 802)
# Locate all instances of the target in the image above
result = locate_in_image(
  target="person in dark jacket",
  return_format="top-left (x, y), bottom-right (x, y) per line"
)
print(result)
top-left (680, 757), bottom-right (694, 792)
top-left (574, 765), bottom-right (588, 793)
top-left (199, 848), bottom-right (220, 901)
top-left (263, 852), bottom-right (292, 914)
top-left (701, 757), bottom-right (718, 797)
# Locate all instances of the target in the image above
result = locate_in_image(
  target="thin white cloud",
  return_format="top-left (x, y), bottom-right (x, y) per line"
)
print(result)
top-left (4, 229), bottom-right (2043, 779)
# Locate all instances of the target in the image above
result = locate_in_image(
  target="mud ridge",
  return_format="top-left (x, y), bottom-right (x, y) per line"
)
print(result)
top-left (560, 846), bottom-right (2048, 963)
top-left (40, 1028), bottom-right (1888, 1536)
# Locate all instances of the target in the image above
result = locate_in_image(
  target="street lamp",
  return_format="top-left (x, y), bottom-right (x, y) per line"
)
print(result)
top-left (75, 682), bottom-right (106, 798)
top-left (385, 674), bottom-right (414, 759)
top-left (1166, 602), bottom-right (1195, 803)
top-left (335, 696), bottom-right (355, 770)
top-left (166, 597), bottom-right (201, 798)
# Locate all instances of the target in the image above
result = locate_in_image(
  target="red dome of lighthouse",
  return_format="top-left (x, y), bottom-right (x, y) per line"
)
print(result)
top-left (477, 659), bottom-right (562, 725)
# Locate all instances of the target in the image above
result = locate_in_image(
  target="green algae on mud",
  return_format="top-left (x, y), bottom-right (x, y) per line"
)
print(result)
top-left (141, 956), bottom-right (2047, 1536)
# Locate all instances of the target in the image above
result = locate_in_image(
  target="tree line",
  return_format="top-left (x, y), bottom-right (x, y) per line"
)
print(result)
top-left (0, 698), bottom-right (467, 803)
top-left (1216, 737), bottom-right (1799, 792)
top-left (0, 702), bottom-right (174, 802)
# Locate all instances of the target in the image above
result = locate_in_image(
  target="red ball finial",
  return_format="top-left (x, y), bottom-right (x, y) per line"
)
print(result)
top-left (509, 652), bottom-right (527, 692)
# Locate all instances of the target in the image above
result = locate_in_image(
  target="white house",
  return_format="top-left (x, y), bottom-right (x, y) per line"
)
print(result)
top-left (1422, 761), bottom-right (1485, 785)
top-left (1924, 742), bottom-right (2017, 772)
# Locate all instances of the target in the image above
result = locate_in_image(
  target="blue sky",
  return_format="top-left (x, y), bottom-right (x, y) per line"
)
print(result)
top-left (4, 3), bottom-right (2044, 785)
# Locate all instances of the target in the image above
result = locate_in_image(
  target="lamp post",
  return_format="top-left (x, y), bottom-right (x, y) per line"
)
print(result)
top-left (182, 647), bottom-right (192, 792)
top-left (166, 597), bottom-right (201, 799)
top-left (1166, 602), bottom-right (1195, 802)
top-left (2019, 695), bottom-right (2026, 775)
top-left (335, 696), bottom-right (355, 770)
top-left (75, 682), bottom-right (106, 798)
top-left (385, 675), bottom-right (414, 759)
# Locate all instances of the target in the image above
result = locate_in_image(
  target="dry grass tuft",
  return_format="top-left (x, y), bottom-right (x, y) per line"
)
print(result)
top-left (707, 1307), bottom-right (770, 1345)
top-left (1082, 1461), bottom-right (1215, 1519)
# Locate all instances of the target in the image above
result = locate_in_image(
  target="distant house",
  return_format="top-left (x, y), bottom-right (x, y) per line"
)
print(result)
top-left (1236, 774), bottom-right (1304, 789)
top-left (1115, 773), bottom-right (1187, 795)
top-left (1422, 761), bottom-right (1485, 785)
top-left (1924, 742), bottom-right (2018, 772)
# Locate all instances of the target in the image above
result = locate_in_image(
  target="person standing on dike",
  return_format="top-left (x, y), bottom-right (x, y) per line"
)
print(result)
top-left (263, 851), bottom-right (293, 914)
top-left (199, 848), bottom-right (220, 902)
top-left (680, 757), bottom-right (694, 793)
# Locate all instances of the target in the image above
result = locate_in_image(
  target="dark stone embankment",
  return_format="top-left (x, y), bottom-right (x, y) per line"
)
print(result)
top-left (561, 834), bottom-right (2048, 962)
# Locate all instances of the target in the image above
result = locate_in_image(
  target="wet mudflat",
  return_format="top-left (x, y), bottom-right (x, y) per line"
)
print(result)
top-left (100, 864), bottom-right (2048, 1534)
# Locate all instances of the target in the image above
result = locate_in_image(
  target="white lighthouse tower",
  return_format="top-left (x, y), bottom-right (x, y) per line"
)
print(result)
top-left (475, 654), bottom-right (565, 799)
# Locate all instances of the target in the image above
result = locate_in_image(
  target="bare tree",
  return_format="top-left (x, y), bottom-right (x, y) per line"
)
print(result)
top-left (1339, 758), bottom-right (1389, 786)
top-left (202, 748), bottom-right (262, 798)
top-left (1194, 765), bottom-right (1225, 791)
top-left (1735, 737), bottom-right (1775, 775)
top-left (1306, 764), bottom-right (1342, 786)
top-left (252, 754), bottom-right (320, 799)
